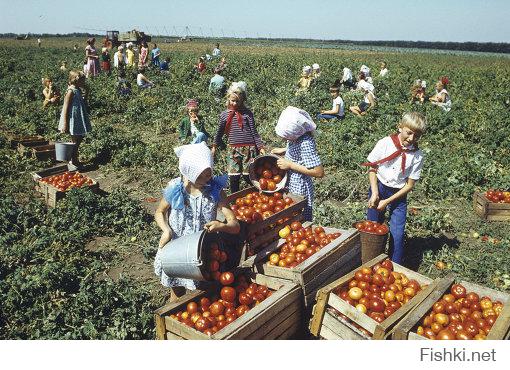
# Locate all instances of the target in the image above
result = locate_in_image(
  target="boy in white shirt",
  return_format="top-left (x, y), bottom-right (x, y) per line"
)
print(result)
top-left (363, 112), bottom-right (427, 263)
top-left (317, 84), bottom-right (345, 120)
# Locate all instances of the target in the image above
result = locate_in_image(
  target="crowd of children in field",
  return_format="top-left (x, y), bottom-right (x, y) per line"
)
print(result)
top-left (39, 38), bottom-right (449, 299)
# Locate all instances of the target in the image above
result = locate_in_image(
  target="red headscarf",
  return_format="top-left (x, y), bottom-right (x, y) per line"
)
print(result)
top-left (224, 105), bottom-right (243, 135)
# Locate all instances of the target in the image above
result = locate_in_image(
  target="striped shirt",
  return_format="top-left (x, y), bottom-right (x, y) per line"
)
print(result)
top-left (213, 108), bottom-right (264, 149)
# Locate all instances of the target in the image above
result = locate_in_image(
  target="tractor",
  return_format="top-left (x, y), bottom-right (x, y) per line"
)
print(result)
top-left (105, 29), bottom-right (152, 48)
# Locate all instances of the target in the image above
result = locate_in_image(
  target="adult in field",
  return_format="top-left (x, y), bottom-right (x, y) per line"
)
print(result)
top-left (212, 82), bottom-right (266, 193)
top-left (85, 38), bottom-right (99, 78)
top-left (429, 77), bottom-right (451, 112)
top-left (363, 112), bottom-right (426, 263)
top-left (154, 142), bottom-right (240, 301)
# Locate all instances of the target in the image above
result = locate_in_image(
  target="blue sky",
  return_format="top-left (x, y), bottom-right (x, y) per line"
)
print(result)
top-left (1, 0), bottom-right (509, 42)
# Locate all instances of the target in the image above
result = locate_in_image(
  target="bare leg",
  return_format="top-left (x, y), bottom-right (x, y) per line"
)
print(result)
top-left (70, 135), bottom-right (84, 166)
top-left (350, 106), bottom-right (361, 116)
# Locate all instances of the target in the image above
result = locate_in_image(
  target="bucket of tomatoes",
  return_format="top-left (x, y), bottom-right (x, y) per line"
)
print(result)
top-left (160, 230), bottom-right (238, 281)
top-left (249, 154), bottom-right (287, 193)
top-left (353, 221), bottom-right (389, 263)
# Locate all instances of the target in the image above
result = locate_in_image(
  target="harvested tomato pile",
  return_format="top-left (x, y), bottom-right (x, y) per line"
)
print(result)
top-left (230, 191), bottom-right (294, 224)
top-left (203, 242), bottom-right (229, 281)
top-left (354, 220), bottom-right (389, 235)
top-left (267, 222), bottom-right (341, 268)
top-left (39, 171), bottom-right (93, 191)
top-left (485, 189), bottom-right (510, 204)
top-left (335, 259), bottom-right (425, 324)
top-left (415, 284), bottom-right (504, 340)
top-left (170, 274), bottom-right (273, 336)
top-left (254, 158), bottom-right (285, 191)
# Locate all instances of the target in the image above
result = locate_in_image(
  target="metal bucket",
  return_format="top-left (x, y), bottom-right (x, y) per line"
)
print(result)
top-left (353, 223), bottom-right (388, 263)
top-left (160, 230), bottom-right (221, 281)
top-left (55, 142), bottom-right (76, 162)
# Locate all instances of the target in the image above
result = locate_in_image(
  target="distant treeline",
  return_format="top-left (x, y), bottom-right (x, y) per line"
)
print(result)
top-left (2, 33), bottom-right (509, 54)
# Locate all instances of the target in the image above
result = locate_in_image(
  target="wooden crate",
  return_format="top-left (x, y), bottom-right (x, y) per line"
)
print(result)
top-left (154, 274), bottom-right (303, 340)
top-left (392, 273), bottom-right (510, 340)
top-left (6, 133), bottom-right (46, 149)
top-left (473, 192), bottom-right (510, 221)
top-left (18, 142), bottom-right (56, 161)
top-left (253, 224), bottom-right (362, 307)
top-left (227, 186), bottom-right (306, 253)
top-left (309, 254), bottom-right (437, 340)
top-left (31, 164), bottom-right (99, 207)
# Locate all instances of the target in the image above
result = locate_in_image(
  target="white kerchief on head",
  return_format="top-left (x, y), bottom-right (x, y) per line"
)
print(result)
top-left (275, 106), bottom-right (316, 141)
top-left (174, 142), bottom-right (213, 183)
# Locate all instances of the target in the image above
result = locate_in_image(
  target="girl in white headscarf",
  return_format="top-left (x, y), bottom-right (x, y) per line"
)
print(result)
top-left (271, 107), bottom-right (324, 221)
top-left (154, 142), bottom-right (240, 300)
top-left (296, 66), bottom-right (312, 94)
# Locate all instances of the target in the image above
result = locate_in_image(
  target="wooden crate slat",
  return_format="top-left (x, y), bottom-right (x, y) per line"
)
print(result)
top-left (487, 302), bottom-right (510, 340)
top-left (165, 316), bottom-right (211, 340)
top-left (166, 332), bottom-right (185, 340)
top-left (245, 300), bottom-right (302, 339)
top-left (275, 318), bottom-right (302, 340)
top-left (321, 311), bottom-right (364, 340)
top-left (219, 283), bottom-right (301, 339)
top-left (246, 213), bottom-right (303, 252)
top-left (302, 244), bottom-right (362, 306)
top-left (408, 331), bottom-right (427, 340)
top-left (319, 324), bottom-right (343, 340)
top-left (328, 292), bottom-right (378, 333)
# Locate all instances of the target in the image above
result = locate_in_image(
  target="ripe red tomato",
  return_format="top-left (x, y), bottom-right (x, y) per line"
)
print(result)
top-left (219, 272), bottom-right (235, 286)
top-left (369, 298), bottom-right (385, 313)
top-left (262, 170), bottom-right (272, 179)
top-left (220, 287), bottom-right (236, 302)
top-left (209, 301), bottom-right (225, 316)
top-left (238, 293), bottom-right (253, 306)
top-left (450, 284), bottom-right (467, 299)
top-left (187, 302), bottom-right (198, 314)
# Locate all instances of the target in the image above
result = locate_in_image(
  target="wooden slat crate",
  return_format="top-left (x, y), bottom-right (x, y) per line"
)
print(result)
top-left (309, 254), bottom-right (437, 340)
top-left (18, 143), bottom-right (56, 161)
top-left (6, 133), bottom-right (46, 149)
top-left (31, 164), bottom-right (99, 207)
top-left (253, 224), bottom-right (362, 307)
top-left (154, 274), bottom-right (303, 340)
top-left (392, 273), bottom-right (510, 340)
top-left (226, 186), bottom-right (306, 255)
top-left (473, 192), bottom-right (510, 221)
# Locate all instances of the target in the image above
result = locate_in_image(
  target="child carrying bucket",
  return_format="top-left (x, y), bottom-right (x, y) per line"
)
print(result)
top-left (58, 70), bottom-right (91, 167)
top-left (154, 142), bottom-right (240, 301)
top-left (362, 112), bottom-right (426, 264)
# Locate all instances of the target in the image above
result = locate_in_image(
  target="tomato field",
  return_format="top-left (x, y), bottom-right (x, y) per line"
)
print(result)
top-left (1, 38), bottom-right (510, 339)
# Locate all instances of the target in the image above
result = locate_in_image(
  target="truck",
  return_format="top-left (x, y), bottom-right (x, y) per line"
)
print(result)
top-left (105, 29), bottom-right (151, 48)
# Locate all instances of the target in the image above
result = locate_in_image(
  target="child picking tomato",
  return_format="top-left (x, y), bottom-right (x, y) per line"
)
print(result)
top-left (154, 142), bottom-right (240, 301)
top-left (363, 112), bottom-right (427, 263)
top-left (272, 106), bottom-right (324, 221)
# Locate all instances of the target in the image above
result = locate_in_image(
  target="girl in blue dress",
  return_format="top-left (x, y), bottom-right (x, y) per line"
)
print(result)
top-left (154, 142), bottom-right (240, 301)
top-left (58, 70), bottom-right (91, 167)
top-left (272, 107), bottom-right (324, 221)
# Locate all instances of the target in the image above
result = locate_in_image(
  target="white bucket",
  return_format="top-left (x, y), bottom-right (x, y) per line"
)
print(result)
top-left (55, 142), bottom-right (76, 162)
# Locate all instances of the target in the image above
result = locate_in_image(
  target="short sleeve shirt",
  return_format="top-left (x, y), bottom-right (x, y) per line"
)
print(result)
top-left (367, 136), bottom-right (425, 188)
top-left (332, 96), bottom-right (345, 116)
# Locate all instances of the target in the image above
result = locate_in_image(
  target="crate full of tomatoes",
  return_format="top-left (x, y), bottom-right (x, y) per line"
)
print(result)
top-left (392, 274), bottom-right (510, 340)
top-left (32, 164), bottom-right (99, 207)
top-left (154, 273), bottom-right (303, 340)
top-left (226, 186), bottom-right (306, 255)
top-left (473, 190), bottom-right (510, 222)
top-left (309, 254), bottom-right (436, 340)
top-left (253, 221), bottom-right (361, 307)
